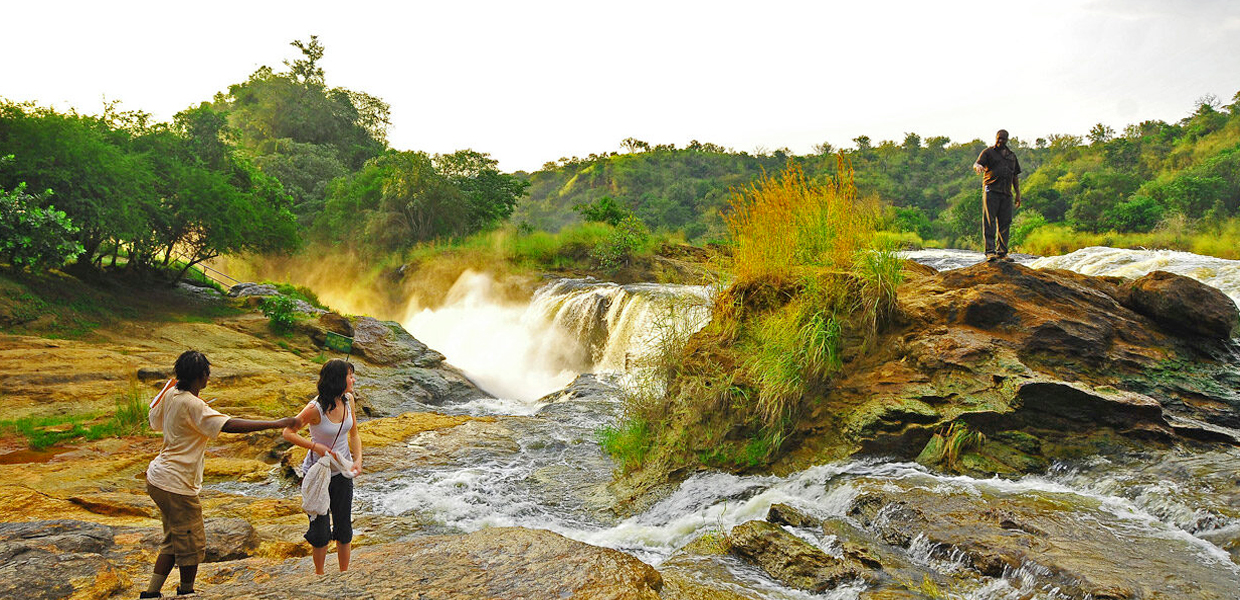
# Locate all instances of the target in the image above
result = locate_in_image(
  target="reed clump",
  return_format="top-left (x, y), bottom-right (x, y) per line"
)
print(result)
top-left (610, 160), bottom-right (904, 473)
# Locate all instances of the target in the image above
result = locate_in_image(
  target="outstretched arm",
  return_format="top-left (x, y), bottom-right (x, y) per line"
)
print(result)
top-left (222, 416), bottom-right (298, 434)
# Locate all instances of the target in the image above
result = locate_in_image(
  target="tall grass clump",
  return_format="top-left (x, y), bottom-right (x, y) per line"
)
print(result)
top-left (724, 162), bottom-right (890, 430)
top-left (606, 160), bottom-right (903, 473)
top-left (726, 162), bottom-right (875, 281)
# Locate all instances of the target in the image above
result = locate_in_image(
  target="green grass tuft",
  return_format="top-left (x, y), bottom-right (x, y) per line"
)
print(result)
top-left (597, 419), bottom-right (652, 473)
top-left (0, 383), bottom-right (150, 450)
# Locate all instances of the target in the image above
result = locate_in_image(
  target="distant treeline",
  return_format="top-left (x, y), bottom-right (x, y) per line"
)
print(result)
top-left (516, 94), bottom-right (1240, 248)
top-left (0, 36), bottom-right (526, 277)
top-left (3, 34), bottom-right (1239, 277)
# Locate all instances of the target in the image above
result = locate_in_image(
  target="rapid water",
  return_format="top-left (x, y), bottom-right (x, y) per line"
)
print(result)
top-left (903, 246), bottom-right (1240, 307)
top-left (229, 247), bottom-right (1240, 598)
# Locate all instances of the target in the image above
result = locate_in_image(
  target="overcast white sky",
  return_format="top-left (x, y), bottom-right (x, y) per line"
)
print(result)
top-left (3, 0), bottom-right (1239, 172)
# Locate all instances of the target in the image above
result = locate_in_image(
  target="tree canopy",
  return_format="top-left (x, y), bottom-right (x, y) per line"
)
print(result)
top-left (0, 101), bottom-right (299, 278)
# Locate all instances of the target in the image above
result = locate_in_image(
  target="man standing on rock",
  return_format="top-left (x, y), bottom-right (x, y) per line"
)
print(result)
top-left (973, 129), bottom-right (1022, 262)
top-left (141, 350), bottom-right (299, 598)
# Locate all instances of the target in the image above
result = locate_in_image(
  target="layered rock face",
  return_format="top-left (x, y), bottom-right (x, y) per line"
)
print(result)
top-left (786, 261), bottom-right (1240, 474)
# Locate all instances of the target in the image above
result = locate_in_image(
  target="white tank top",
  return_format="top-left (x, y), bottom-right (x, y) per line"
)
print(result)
top-left (300, 395), bottom-right (353, 475)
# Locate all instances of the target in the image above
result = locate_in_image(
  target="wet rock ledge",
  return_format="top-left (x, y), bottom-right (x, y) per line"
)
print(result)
top-left (783, 262), bottom-right (1240, 475)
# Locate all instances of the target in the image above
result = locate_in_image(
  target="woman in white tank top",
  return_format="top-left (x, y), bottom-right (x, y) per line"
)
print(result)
top-left (282, 359), bottom-right (363, 574)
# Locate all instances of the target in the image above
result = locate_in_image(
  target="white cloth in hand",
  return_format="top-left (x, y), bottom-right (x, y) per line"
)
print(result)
top-left (300, 452), bottom-right (355, 516)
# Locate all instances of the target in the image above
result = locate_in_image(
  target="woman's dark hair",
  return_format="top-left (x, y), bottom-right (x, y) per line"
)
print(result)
top-left (174, 350), bottom-right (211, 390)
top-left (316, 359), bottom-right (354, 413)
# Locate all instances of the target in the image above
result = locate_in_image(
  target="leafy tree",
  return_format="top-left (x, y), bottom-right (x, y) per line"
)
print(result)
top-left (0, 178), bottom-right (84, 269)
top-left (252, 140), bottom-right (348, 220)
top-left (0, 102), bottom-right (150, 263)
top-left (0, 100), bottom-right (298, 279)
top-left (1088, 123), bottom-right (1115, 145)
top-left (217, 37), bottom-right (390, 225)
top-left (285, 35), bottom-right (326, 85)
top-left (434, 150), bottom-right (529, 231)
top-left (318, 151), bottom-right (467, 249)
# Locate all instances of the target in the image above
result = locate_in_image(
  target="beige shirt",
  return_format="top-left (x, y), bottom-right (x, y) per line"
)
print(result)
top-left (145, 388), bottom-right (230, 496)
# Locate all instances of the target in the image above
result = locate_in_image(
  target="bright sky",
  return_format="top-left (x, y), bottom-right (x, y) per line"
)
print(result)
top-left (3, 0), bottom-right (1239, 172)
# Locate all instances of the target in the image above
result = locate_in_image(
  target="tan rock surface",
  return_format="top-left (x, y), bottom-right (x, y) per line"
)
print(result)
top-left (194, 527), bottom-right (663, 600)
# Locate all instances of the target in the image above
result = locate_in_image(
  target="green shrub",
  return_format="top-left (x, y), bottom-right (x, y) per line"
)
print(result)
top-left (260, 294), bottom-right (298, 331)
top-left (590, 215), bottom-right (651, 270)
top-left (574, 196), bottom-right (632, 226)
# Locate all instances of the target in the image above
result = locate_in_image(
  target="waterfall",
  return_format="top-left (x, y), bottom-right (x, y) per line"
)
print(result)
top-left (527, 278), bottom-right (713, 372)
top-left (403, 271), bottom-right (713, 403)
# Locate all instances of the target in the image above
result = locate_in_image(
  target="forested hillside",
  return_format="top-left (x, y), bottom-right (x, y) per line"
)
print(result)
top-left (517, 94), bottom-right (1240, 251)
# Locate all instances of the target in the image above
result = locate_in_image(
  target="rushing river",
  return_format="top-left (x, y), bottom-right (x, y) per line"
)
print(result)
top-left (226, 247), bottom-right (1240, 598)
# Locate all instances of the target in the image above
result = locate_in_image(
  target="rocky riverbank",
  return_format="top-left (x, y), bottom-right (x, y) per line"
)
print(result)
top-left (2, 262), bottom-right (1239, 599)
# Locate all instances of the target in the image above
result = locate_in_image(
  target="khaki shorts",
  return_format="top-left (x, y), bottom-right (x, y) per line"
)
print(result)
top-left (146, 481), bottom-right (206, 566)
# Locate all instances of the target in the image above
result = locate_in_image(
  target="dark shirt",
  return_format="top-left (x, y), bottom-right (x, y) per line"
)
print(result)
top-left (976, 146), bottom-right (1021, 194)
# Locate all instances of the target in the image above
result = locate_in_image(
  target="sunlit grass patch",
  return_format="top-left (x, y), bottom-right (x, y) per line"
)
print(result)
top-left (596, 419), bottom-right (652, 473)
top-left (0, 383), bottom-right (151, 450)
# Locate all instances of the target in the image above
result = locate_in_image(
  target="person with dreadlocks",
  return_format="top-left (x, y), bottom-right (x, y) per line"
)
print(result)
top-left (141, 350), bottom-right (299, 598)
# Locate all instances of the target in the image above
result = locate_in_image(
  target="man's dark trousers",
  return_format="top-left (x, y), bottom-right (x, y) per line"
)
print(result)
top-left (983, 190), bottom-right (1013, 257)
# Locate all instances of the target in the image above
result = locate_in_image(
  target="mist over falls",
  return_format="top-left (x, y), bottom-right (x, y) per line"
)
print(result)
top-left (403, 271), bottom-right (713, 402)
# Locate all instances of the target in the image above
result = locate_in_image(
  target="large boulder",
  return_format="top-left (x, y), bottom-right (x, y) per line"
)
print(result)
top-left (350, 316), bottom-right (445, 366)
top-left (784, 260), bottom-right (1240, 476)
top-left (0, 520), bottom-right (114, 556)
top-left (535, 373), bottom-right (623, 422)
top-left (0, 520), bottom-right (125, 600)
top-left (196, 527), bottom-right (662, 599)
top-left (228, 282), bottom-right (279, 298)
top-left (727, 520), bottom-right (865, 592)
top-left (841, 480), bottom-right (1240, 599)
top-left (357, 365), bottom-right (490, 415)
top-left (205, 518), bottom-right (260, 562)
top-left (1123, 270), bottom-right (1240, 338)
